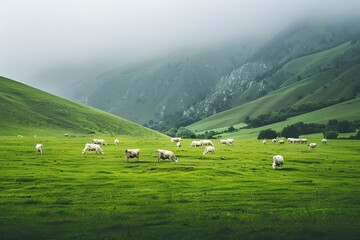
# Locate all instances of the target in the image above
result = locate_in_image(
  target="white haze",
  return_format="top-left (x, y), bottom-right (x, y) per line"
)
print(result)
top-left (1, 0), bottom-right (360, 93)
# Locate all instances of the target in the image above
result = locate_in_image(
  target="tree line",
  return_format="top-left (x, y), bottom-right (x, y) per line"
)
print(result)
top-left (258, 119), bottom-right (360, 139)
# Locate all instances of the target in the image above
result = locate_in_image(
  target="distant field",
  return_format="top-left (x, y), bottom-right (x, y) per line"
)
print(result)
top-left (190, 97), bottom-right (360, 139)
top-left (1, 135), bottom-right (360, 239)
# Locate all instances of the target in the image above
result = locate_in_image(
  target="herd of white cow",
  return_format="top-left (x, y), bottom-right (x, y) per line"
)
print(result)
top-left (33, 136), bottom-right (328, 169)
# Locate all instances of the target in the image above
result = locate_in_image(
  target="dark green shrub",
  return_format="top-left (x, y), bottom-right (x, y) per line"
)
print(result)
top-left (258, 129), bottom-right (278, 139)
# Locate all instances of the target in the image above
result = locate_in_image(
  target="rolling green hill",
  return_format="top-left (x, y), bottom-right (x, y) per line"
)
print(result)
top-left (187, 40), bottom-right (360, 134)
top-left (0, 76), bottom-right (164, 137)
top-left (220, 97), bottom-right (360, 139)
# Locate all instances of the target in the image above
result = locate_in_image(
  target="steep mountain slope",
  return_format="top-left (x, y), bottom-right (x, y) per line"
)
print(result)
top-left (70, 44), bottom-right (254, 124)
top-left (185, 20), bottom-right (360, 120)
top-left (187, 40), bottom-right (360, 133)
top-left (0, 76), bottom-right (164, 137)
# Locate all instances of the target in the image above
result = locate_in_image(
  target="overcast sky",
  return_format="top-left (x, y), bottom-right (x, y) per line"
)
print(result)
top-left (1, 0), bottom-right (360, 90)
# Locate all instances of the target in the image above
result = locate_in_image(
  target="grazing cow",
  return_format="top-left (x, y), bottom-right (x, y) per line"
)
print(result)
top-left (219, 139), bottom-right (235, 145)
top-left (308, 143), bottom-right (317, 149)
top-left (272, 155), bottom-right (284, 169)
top-left (114, 139), bottom-right (119, 145)
top-left (171, 137), bottom-right (182, 143)
top-left (200, 140), bottom-right (214, 146)
top-left (272, 139), bottom-right (277, 143)
top-left (176, 141), bottom-right (182, 148)
top-left (322, 139), bottom-right (328, 144)
top-left (124, 149), bottom-right (140, 162)
top-left (157, 149), bottom-right (178, 162)
top-left (82, 143), bottom-right (104, 154)
top-left (92, 139), bottom-right (107, 146)
top-left (190, 140), bottom-right (202, 147)
top-left (278, 140), bottom-right (285, 144)
top-left (35, 144), bottom-right (44, 155)
top-left (300, 138), bottom-right (308, 144)
top-left (203, 146), bottom-right (215, 155)
top-left (262, 139), bottom-right (266, 144)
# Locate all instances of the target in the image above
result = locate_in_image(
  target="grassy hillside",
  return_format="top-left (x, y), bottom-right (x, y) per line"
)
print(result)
top-left (0, 76), bottom-right (164, 137)
top-left (222, 97), bottom-right (360, 139)
top-left (189, 96), bottom-right (360, 138)
top-left (1, 135), bottom-right (360, 239)
top-left (187, 41), bottom-right (360, 134)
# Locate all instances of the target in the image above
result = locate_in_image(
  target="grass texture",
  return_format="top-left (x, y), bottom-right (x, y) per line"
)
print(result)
top-left (1, 135), bottom-right (359, 239)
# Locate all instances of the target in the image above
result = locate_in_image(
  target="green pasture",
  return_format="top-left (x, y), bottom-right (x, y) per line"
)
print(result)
top-left (190, 97), bottom-right (360, 139)
top-left (1, 135), bottom-right (360, 239)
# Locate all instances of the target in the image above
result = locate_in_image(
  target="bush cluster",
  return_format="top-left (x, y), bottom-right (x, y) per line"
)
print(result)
top-left (258, 120), bottom-right (360, 139)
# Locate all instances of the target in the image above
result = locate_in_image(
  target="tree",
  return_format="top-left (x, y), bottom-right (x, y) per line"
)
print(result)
top-left (164, 127), bottom-right (177, 137)
top-left (175, 127), bottom-right (196, 138)
top-left (227, 126), bottom-right (236, 133)
top-left (326, 119), bottom-right (339, 131)
top-left (281, 124), bottom-right (300, 138)
top-left (257, 129), bottom-right (278, 139)
top-left (323, 131), bottom-right (338, 139)
top-left (338, 120), bottom-right (354, 133)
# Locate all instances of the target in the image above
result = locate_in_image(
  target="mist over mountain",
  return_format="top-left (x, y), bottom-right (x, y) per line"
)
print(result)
top-left (65, 18), bottom-right (360, 133)
top-left (2, 0), bottom-right (360, 94)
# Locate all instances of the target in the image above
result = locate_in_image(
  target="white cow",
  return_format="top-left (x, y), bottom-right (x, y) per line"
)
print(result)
top-left (262, 139), bottom-right (266, 144)
top-left (308, 143), bottom-right (317, 149)
top-left (200, 140), bottom-right (214, 146)
top-left (272, 155), bottom-right (284, 169)
top-left (157, 149), bottom-right (178, 162)
top-left (219, 139), bottom-right (235, 145)
top-left (92, 139), bottom-right (107, 146)
top-left (176, 141), bottom-right (182, 148)
top-left (190, 140), bottom-right (202, 147)
top-left (82, 143), bottom-right (104, 154)
top-left (203, 146), bottom-right (215, 155)
top-left (278, 140), bottom-right (285, 144)
top-left (322, 139), bottom-right (328, 144)
top-left (114, 139), bottom-right (119, 145)
top-left (171, 137), bottom-right (182, 143)
top-left (125, 149), bottom-right (140, 162)
top-left (35, 144), bottom-right (44, 155)
top-left (272, 139), bottom-right (277, 143)
top-left (288, 138), bottom-right (302, 143)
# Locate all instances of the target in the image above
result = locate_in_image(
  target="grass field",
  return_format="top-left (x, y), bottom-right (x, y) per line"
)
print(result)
top-left (189, 97), bottom-right (360, 139)
top-left (1, 135), bottom-right (360, 239)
